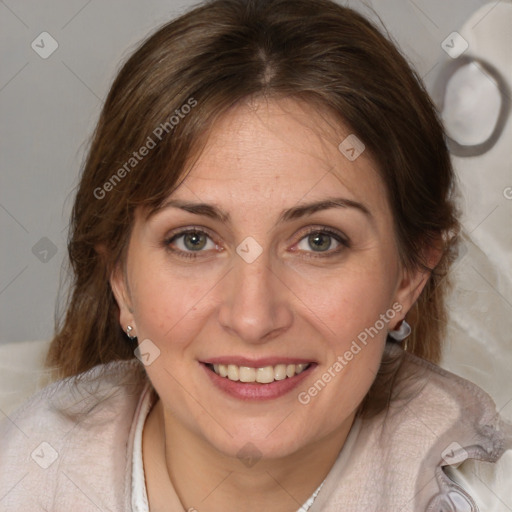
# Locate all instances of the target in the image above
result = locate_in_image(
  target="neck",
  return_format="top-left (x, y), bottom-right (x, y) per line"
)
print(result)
top-left (143, 398), bottom-right (356, 512)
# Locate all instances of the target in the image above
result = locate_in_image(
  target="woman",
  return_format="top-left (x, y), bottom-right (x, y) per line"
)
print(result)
top-left (1, 0), bottom-right (510, 510)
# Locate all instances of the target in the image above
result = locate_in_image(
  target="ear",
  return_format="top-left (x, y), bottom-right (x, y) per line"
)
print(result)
top-left (109, 264), bottom-right (136, 336)
top-left (392, 241), bottom-right (443, 327)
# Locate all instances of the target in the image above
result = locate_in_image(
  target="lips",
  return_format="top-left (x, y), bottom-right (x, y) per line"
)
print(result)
top-left (200, 357), bottom-right (317, 400)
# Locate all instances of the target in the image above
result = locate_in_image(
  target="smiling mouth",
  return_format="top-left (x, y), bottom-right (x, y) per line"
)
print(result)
top-left (205, 362), bottom-right (312, 384)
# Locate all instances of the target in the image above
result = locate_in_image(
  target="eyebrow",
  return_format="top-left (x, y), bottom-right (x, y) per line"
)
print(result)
top-left (151, 197), bottom-right (373, 224)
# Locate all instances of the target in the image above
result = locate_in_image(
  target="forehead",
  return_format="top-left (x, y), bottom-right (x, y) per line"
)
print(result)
top-left (161, 98), bottom-right (391, 221)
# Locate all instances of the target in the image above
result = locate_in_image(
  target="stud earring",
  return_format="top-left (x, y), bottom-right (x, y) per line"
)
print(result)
top-left (389, 319), bottom-right (411, 342)
top-left (126, 325), bottom-right (137, 340)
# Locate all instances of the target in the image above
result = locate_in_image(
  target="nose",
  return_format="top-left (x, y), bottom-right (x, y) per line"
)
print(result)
top-left (217, 250), bottom-right (294, 344)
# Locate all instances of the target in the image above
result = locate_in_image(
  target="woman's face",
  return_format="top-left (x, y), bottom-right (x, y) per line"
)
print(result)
top-left (112, 98), bottom-right (426, 459)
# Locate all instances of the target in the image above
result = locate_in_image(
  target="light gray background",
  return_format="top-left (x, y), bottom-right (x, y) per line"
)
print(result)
top-left (0, 0), bottom-right (491, 343)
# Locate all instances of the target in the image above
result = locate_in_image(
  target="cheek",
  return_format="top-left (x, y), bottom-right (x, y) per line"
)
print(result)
top-left (298, 257), bottom-right (398, 419)
top-left (294, 273), bottom-right (390, 427)
top-left (128, 254), bottom-right (227, 355)
top-left (289, 258), bottom-right (397, 347)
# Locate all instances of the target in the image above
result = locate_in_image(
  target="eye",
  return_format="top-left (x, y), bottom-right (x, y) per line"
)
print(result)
top-left (164, 226), bottom-right (349, 260)
top-left (294, 228), bottom-right (349, 257)
top-left (165, 228), bottom-right (218, 258)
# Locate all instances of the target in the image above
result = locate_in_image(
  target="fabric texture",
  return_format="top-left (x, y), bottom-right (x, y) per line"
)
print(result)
top-left (131, 383), bottom-right (153, 512)
top-left (1, 345), bottom-right (511, 511)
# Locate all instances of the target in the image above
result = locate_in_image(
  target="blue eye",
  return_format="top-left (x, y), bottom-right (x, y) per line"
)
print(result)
top-left (165, 229), bottom-right (217, 258)
top-left (299, 232), bottom-right (337, 252)
top-left (295, 228), bottom-right (349, 257)
top-left (164, 226), bottom-right (350, 261)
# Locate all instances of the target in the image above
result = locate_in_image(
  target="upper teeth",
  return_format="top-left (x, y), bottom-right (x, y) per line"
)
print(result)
top-left (211, 363), bottom-right (309, 383)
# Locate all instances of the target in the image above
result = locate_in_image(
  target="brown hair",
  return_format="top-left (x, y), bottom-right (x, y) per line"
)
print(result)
top-left (47, 0), bottom-right (459, 395)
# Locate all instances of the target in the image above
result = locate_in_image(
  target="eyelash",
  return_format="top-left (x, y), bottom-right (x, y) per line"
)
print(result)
top-left (163, 226), bottom-right (350, 260)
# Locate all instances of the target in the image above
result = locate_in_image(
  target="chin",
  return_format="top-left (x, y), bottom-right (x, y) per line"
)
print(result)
top-left (200, 417), bottom-right (316, 462)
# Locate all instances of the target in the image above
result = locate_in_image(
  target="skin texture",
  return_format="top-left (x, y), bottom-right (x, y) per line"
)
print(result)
top-left (110, 98), bottom-right (432, 511)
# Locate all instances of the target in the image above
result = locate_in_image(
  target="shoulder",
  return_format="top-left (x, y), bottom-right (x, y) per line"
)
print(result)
top-left (391, 345), bottom-right (508, 436)
top-left (0, 358), bottom-right (150, 511)
top-left (320, 344), bottom-right (512, 511)
top-left (3, 358), bottom-right (148, 432)
top-left (392, 347), bottom-right (512, 460)
top-left (390, 345), bottom-right (512, 508)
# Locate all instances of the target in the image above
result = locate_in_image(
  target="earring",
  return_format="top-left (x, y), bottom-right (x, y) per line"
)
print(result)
top-left (126, 325), bottom-right (136, 340)
top-left (389, 320), bottom-right (411, 342)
